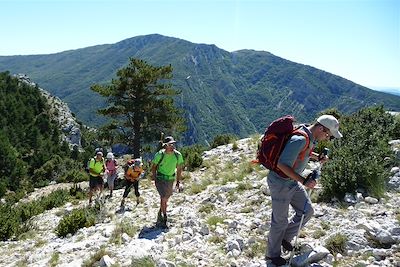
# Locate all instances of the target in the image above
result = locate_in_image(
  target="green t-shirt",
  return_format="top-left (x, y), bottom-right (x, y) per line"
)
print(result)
top-left (89, 158), bottom-right (104, 177)
top-left (152, 149), bottom-right (184, 180)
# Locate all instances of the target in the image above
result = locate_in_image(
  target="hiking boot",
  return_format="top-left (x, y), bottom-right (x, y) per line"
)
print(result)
top-left (161, 214), bottom-right (168, 229)
top-left (282, 239), bottom-right (293, 251)
top-left (120, 199), bottom-right (125, 208)
top-left (156, 210), bottom-right (163, 227)
top-left (266, 256), bottom-right (286, 266)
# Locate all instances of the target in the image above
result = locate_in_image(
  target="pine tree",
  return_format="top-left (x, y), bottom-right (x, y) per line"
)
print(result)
top-left (91, 58), bottom-right (185, 157)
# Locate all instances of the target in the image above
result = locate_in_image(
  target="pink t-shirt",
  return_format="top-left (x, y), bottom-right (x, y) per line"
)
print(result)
top-left (106, 159), bottom-right (117, 174)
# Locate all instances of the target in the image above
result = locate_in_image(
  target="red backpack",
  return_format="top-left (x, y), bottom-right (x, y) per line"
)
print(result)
top-left (254, 115), bottom-right (310, 178)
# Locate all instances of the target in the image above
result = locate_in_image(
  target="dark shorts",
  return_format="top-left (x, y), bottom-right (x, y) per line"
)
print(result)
top-left (89, 176), bottom-right (104, 189)
top-left (155, 178), bottom-right (174, 198)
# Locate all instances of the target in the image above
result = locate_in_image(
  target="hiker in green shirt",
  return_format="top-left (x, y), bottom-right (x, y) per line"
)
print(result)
top-left (151, 136), bottom-right (184, 228)
top-left (88, 149), bottom-right (105, 205)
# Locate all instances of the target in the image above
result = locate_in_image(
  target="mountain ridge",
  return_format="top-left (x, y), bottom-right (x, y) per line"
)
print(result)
top-left (0, 34), bottom-right (399, 145)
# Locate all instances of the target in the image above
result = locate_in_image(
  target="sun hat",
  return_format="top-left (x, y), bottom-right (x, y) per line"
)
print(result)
top-left (163, 136), bottom-right (176, 145)
top-left (106, 152), bottom-right (114, 160)
top-left (134, 158), bottom-right (142, 167)
top-left (317, 115), bottom-right (343, 138)
top-left (95, 147), bottom-right (103, 156)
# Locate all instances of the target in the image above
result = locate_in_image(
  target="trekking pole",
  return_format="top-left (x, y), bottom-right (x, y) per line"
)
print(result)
top-left (288, 148), bottom-right (329, 266)
top-left (159, 132), bottom-right (164, 150)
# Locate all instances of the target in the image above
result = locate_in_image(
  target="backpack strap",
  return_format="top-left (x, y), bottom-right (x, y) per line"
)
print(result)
top-left (156, 150), bottom-right (180, 168)
top-left (291, 129), bottom-right (311, 168)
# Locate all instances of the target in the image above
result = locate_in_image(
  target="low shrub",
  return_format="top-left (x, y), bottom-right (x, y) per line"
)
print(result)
top-left (130, 256), bottom-right (156, 267)
top-left (207, 215), bottom-right (224, 226)
top-left (210, 134), bottom-right (237, 148)
top-left (0, 189), bottom-right (70, 240)
top-left (180, 144), bottom-right (206, 171)
top-left (82, 247), bottom-right (109, 267)
top-left (55, 207), bottom-right (96, 237)
top-left (325, 233), bottom-right (347, 255)
top-left (321, 106), bottom-right (394, 199)
top-left (110, 219), bottom-right (139, 245)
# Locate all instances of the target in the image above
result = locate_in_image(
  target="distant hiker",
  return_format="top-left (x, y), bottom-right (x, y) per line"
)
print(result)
top-left (151, 136), bottom-right (184, 229)
top-left (265, 115), bottom-right (342, 266)
top-left (88, 148), bottom-right (106, 205)
top-left (120, 158), bottom-right (144, 208)
top-left (105, 152), bottom-right (118, 198)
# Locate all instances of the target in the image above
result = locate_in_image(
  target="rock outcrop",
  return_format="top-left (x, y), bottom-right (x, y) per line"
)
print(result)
top-left (14, 73), bottom-right (82, 149)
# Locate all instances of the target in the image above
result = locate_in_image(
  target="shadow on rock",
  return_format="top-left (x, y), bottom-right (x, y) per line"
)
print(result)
top-left (138, 225), bottom-right (168, 240)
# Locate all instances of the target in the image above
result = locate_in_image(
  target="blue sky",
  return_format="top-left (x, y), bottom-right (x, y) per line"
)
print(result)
top-left (1, 0), bottom-right (399, 90)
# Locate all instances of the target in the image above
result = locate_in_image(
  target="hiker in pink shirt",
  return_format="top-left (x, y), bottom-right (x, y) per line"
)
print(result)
top-left (105, 152), bottom-right (118, 198)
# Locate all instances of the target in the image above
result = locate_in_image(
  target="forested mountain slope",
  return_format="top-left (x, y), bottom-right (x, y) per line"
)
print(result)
top-left (1, 34), bottom-right (399, 144)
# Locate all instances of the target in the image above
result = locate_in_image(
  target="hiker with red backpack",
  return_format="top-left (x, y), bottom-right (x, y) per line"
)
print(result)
top-left (120, 158), bottom-right (144, 208)
top-left (259, 115), bottom-right (342, 266)
top-left (151, 136), bottom-right (184, 229)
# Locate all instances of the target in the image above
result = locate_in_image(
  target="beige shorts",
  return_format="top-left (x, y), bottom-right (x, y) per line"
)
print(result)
top-left (155, 178), bottom-right (174, 198)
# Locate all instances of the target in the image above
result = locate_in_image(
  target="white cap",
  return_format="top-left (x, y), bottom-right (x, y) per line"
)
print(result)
top-left (106, 152), bottom-right (114, 159)
top-left (317, 115), bottom-right (343, 138)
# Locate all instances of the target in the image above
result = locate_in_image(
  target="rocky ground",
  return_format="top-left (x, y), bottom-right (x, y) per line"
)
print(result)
top-left (0, 137), bottom-right (399, 267)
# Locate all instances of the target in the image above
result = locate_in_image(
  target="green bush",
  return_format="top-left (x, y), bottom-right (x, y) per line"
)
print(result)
top-left (39, 189), bottom-right (70, 210)
top-left (60, 169), bottom-right (89, 184)
top-left (110, 219), bottom-right (138, 245)
top-left (56, 207), bottom-right (96, 237)
top-left (33, 156), bottom-right (84, 186)
top-left (325, 233), bottom-right (347, 255)
top-left (0, 189), bottom-right (71, 240)
top-left (206, 215), bottom-right (224, 226)
top-left (180, 144), bottom-right (206, 171)
top-left (320, 106), bottom-right (394, 199)
top-left (82, 247), bottom-right (109, 267)
top-left (210, 134), bottom-right (237, 148)
top-left (130, 256), bottom-right (156, 267)
top-left (0, 205), bottom-right (19, 241)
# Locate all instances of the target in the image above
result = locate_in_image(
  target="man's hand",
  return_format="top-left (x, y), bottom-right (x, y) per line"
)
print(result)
top-left (303, 174), bottom-right (317, 189)
top-left (175, 180), bottom-right (183, 192)
top-left (319, 154), bottom-right (329, 164)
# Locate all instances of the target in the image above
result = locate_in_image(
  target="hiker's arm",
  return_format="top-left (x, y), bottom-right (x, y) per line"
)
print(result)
top-left (151, 164), bottom-right (157, 180)
top-left (276, 163), bottom-right (304, 183)
top-left (176, 165), bottom-right (183, 182)
top-left (310, 152), bottom-right (319, 161)
top-left (277, 163), bottom-right (316, 189)
top-left (310, 152), bottom-right (329, 163)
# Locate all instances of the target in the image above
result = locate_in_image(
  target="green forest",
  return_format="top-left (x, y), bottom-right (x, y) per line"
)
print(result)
top-left (0, 72), bottom-right (87, 199)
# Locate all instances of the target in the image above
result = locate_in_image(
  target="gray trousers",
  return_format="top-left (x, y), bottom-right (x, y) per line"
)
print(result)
top-left (266, 175), bottom-right (314, 258)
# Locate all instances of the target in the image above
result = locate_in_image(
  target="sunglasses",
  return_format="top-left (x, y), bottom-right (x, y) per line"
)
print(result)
top-left (322, 126), bottom-right (333, 139)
